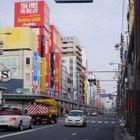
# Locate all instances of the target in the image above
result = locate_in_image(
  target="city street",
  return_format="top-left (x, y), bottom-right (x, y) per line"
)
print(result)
top-left (0, 114), bottom-right (116, 140)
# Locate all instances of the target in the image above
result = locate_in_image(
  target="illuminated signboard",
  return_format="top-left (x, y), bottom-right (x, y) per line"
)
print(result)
top-left (33, 52), bottom-right (38, 90)
top-left (14, 1), bottom-right (50, 29)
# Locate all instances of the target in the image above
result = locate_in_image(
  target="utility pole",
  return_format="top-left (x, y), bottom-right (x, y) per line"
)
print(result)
top-left (134, 0), bottom-right (140, 139)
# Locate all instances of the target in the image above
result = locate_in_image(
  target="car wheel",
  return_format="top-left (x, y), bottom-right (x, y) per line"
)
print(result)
top-left (29, 120), bottom-right (33, 129)
top-left (54, 117), bottom-right (57, 124)
top-left (18, 121), bottom-right (23, 131)
top-left (65, 124), bottom-right (68, 127)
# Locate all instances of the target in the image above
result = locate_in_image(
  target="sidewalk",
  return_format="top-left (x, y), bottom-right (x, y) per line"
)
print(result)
top-left (114, 116), bottom-right (135, 140)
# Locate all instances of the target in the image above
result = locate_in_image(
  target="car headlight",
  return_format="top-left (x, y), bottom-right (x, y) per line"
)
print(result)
top-left (79, 117), bottom-right (84, 120)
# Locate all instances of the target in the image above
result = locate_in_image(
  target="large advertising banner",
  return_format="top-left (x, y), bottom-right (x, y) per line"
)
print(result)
top-left (0, 56), bottom-right (19, 79)
top-left (33, 52), bottom-right (38, 90)
top-left (49, 25), bottom-right (54, 51)
top-left (54, 52), bottom-right (60, 93)
top-left (41, 57), bottom-right (46, 92)
top-left (49, 25), bottom-right (61, 51)
top-left (0, 27), bottom-right (37, 52)
top-left (45, 39), bottom-right (50, 92)
top-left (14, 1), bottom-right (50, 29)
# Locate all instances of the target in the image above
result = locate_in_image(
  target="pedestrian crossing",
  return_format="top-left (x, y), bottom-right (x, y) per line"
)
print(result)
top-left (58, 119), bottom-right (115, 124)
top-left (58, 116), bottom-right (116, 124)
top-left (87, 120), bottom-right (115, 124)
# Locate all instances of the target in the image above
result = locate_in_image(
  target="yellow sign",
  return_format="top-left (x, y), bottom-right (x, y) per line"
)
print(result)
top-left (0, 27), bottom-right (37, 51)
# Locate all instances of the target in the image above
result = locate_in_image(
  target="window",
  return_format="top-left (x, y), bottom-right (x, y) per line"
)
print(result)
top-left (63, 47), bottom-right (67, 49)
top-left (26, 73), bottom-right (30, 81)
top-left (26, 57), bottom-right (30, 64)
top-left (70, 66), bottom-right (73, 70)
top-left (70, 59), bottom-right (73, 64)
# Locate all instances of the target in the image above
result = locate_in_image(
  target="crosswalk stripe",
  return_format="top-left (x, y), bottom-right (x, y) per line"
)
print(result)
top-left (58, 120), bottom-right (115, 124)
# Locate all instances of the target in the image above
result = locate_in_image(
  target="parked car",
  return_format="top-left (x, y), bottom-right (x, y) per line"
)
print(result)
top-left (0, 106), bottom-right (21, 111)
top-left (91, 111), bottom-right (98, 116)
top-left (86, 112), bottom-right (91, 116)
top-left (65, 110), bottom-right (87, 127)
top-left (0, 110), bottom-right (33, 131)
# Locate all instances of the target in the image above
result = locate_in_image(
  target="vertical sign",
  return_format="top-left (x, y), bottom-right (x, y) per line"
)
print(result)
top-left (33, 52), bottom-right (38, 90)
top-left (45, 39), bottom-right (50, 92)
top-left (54, 52), bottom-right (60, 93)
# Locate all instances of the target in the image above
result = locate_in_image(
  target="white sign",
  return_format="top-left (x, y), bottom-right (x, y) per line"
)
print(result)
top-left (0, 68), bottom-right (12, 82)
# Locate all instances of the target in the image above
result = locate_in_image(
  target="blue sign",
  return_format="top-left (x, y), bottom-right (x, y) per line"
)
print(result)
top-left (33, 52), bottom-right (38, 81)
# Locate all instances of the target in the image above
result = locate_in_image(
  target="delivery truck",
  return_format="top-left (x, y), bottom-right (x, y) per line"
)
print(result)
top-left (27, 98), bottom-right (58, 124)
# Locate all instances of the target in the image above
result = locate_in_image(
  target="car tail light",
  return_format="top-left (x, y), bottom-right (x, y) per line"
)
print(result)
top-left (9, 118), bottom-right (16, 121)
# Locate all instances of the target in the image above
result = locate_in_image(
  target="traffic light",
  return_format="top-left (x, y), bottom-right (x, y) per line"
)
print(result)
top-left (121, 33), bottom-right (124, 43)
top-left (93, 79), bottom-right (96, 85)
top-left (88, 78), bottom-right (96, 85)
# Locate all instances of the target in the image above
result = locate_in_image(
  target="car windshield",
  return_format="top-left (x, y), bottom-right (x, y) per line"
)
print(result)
top-left (68, 111), bottom-right (83, 116)
top-left (0, 111), bottom-right (21, 115)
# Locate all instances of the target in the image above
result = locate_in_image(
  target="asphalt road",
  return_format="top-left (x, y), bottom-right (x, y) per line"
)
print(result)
top-left (0, 114), bottom-right (116, 140)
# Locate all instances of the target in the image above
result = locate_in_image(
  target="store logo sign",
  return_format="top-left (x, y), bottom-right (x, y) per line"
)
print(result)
top-left (0, 69), bottom-right (12, 82)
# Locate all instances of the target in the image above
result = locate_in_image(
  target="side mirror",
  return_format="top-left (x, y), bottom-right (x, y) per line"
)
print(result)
top-left (65, 114), bottom-right (68, 117)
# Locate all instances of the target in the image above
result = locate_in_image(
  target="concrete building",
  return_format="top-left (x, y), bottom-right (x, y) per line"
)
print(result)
top-left (61, 36), bottom-right (83, 102)
top-left (0, 50), bottom-right (41, 94)
top-left (61, 63), bottom-right (71, 100)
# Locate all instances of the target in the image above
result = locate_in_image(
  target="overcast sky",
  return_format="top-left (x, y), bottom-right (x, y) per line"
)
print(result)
top-left (0, 0), bottom-right (128, 93)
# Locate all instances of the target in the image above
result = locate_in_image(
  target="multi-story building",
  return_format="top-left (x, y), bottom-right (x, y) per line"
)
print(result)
top-left (61, 36), bottom-right (83, 102)
top-left (61, 63), bottom-right (71, 100)
top-left (0, 27), bottom-right (38, 94)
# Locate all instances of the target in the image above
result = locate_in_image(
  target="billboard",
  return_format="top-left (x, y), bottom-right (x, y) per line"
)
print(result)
top-left (49, 25), bottom-right (61, 51)
top-left (0, 27), bottom-right (37, 51)
top-left (45, 38), bottom-right (50, 92)
top-left (14, 1), bottom-right (50, 30)
top-left (0, 56), bottom-right (19, 79)
top-left (54, 52), bottom-right (60, 93)
top-left (41, 57), bottom-right (46, 92)
top-left (33, 52), bottom-right (38, 90)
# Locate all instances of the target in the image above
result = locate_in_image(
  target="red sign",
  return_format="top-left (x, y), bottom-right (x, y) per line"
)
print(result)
top-left (33, 84), bottom-right (38, 90)
top-left (54, 52), bottom-right (60, 93)
top-left (14, 1), bottom-right (50, 29)
top-left (129, 98), bottom-right (134, 111)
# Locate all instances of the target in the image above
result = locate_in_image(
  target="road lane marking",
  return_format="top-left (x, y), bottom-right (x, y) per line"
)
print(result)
top-left (72, 133), bottom-right (77, 136)
top-left (94, 128), bottom-right (99, 132)
top-left (0, 123), bottom-right (63, 139)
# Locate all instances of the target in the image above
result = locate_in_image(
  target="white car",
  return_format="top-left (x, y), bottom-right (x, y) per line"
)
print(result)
top-left (0, 110), bottom-right (33, 131)
top-left (65, 110), bottom-right (87, 127)
top-left (91, 112), bottom-right (98, 116)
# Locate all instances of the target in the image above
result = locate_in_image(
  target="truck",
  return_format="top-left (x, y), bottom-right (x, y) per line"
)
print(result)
top-left (26, 98), bottom-right (58, 124)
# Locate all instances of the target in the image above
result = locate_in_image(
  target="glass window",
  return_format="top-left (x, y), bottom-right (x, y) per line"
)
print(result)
top-left (26, 73), bottom-right (30, 81)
